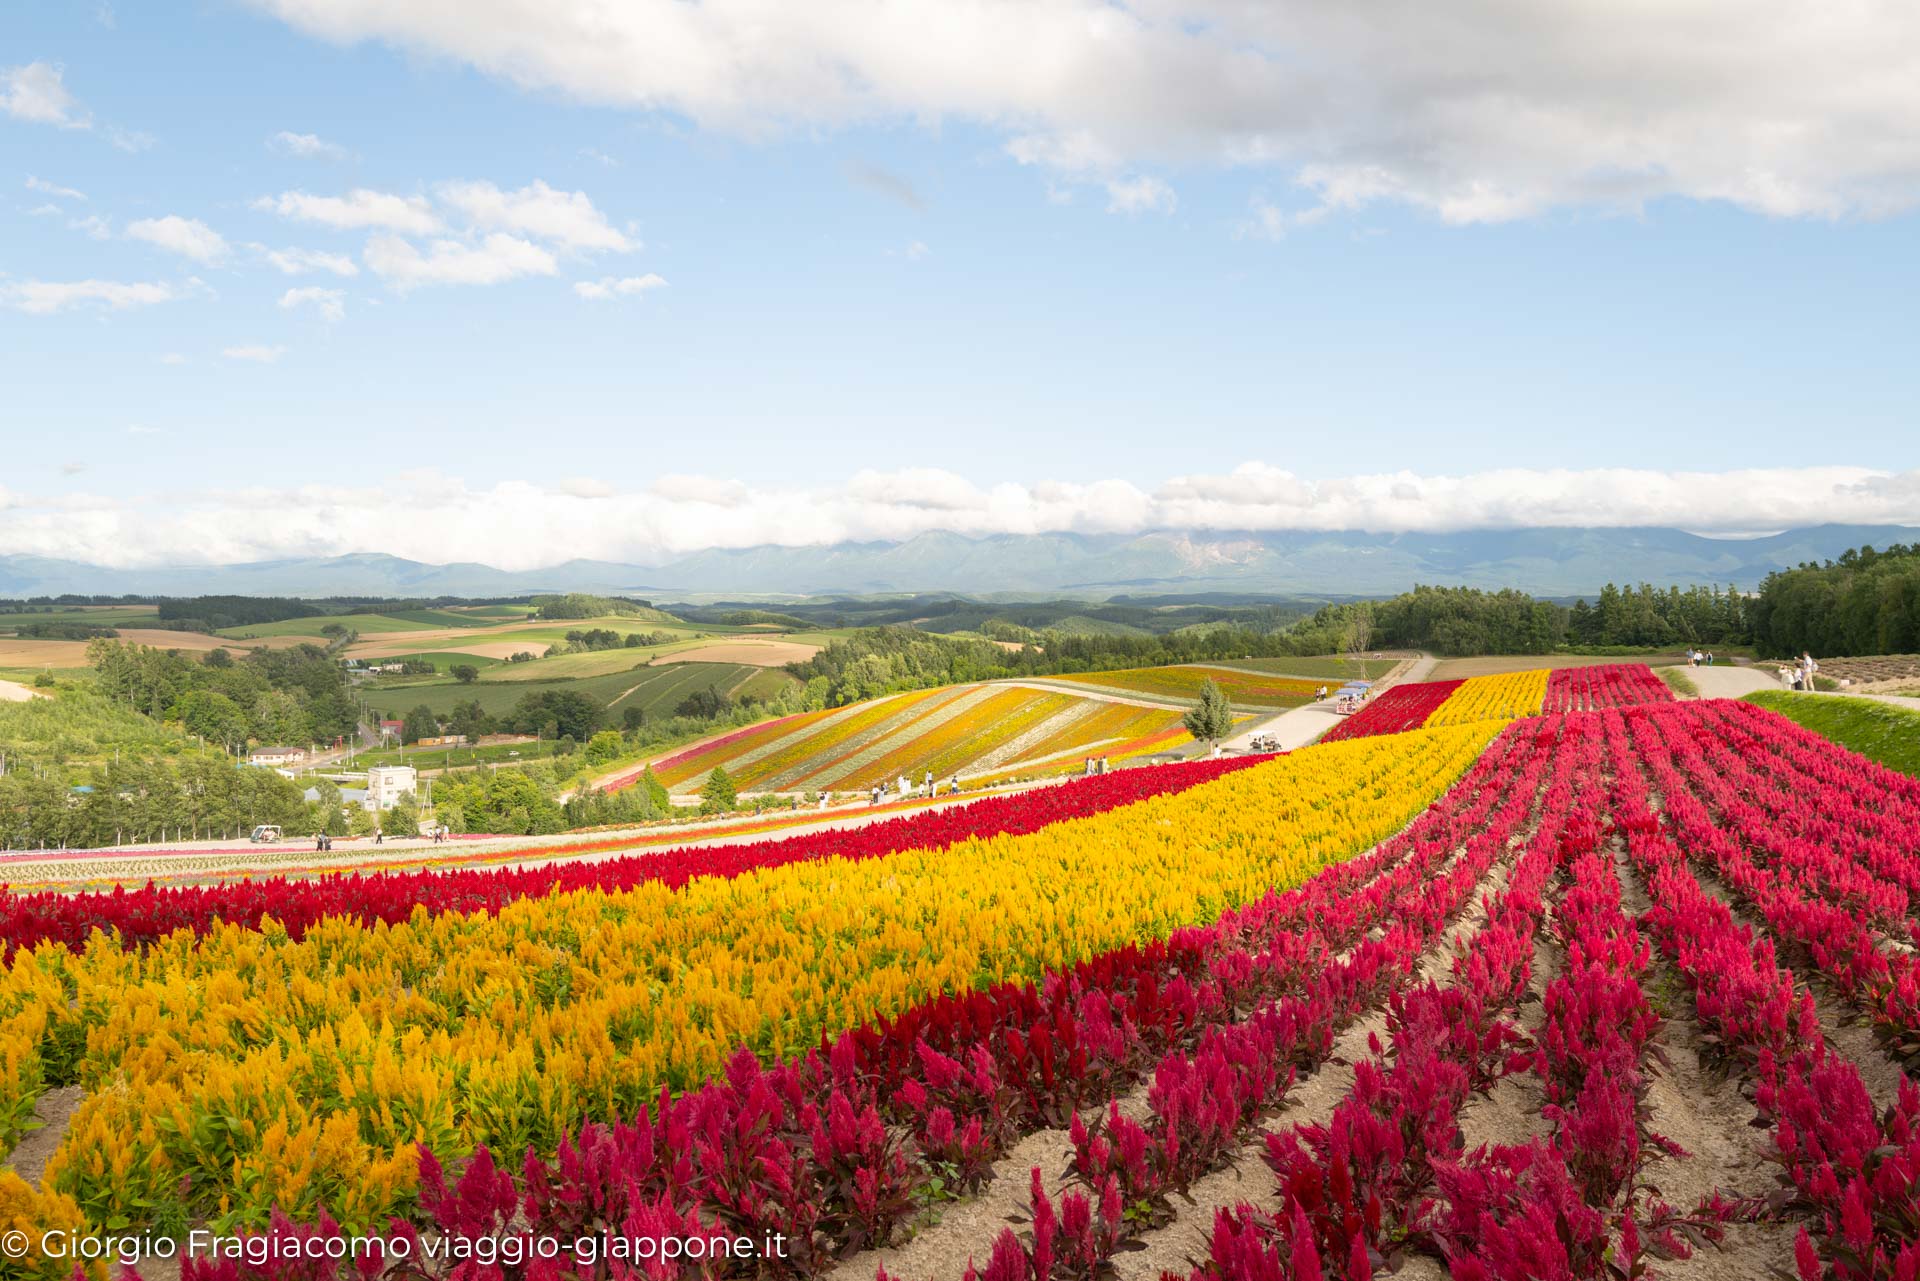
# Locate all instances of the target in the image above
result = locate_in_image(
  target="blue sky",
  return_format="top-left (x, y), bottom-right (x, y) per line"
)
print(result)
top-left (4, 0), bottom-right (1919, 568)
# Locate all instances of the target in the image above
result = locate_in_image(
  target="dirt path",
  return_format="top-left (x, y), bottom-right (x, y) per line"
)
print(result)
top-left (1, 1084), bottom-right (83, 1183)
top-left (0, 678), bottom-right (46, 702)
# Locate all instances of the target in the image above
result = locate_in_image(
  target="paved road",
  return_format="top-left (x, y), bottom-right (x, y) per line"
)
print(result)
top-left (1688, 666), bottom-right (1782, 699)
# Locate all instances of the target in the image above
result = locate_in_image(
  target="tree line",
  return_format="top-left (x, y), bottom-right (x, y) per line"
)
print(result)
top-left (1749, 543), bottom-right (1920, 657)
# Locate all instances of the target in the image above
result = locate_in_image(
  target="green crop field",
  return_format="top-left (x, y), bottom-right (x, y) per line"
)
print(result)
top-left (370, 608), bottom-right (499, 628)
top-left (218, 612), bottom-right (432, 638)
top-left (0, 605), bottom-right (163, 629)
top-left (369, 660), bottom-right (789, 720)
top-left (358, 651), bottom-right (508, 672)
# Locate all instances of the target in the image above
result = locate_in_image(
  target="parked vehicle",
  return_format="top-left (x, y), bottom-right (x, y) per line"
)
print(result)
top-left (249, 824), bottom-right (283, 843)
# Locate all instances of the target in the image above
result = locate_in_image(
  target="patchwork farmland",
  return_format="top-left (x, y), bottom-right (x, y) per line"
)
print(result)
top-left (642, 680), bottom-right (1198, 794)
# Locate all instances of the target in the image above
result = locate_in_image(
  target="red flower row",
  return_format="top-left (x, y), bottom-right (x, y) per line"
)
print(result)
top-left (0, 756), bottom-right (1259, 957)
top-left (1540, 662), bottom-right (1673, 712)
top-left (1605, 708), bottom-right (1920, 1281)
top-left (1319, 680), bottom-right (1465, 743)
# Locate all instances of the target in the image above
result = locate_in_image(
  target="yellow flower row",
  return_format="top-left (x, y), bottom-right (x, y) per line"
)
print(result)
top-left (0, 722), bottom-right (1497, 1241)
top-left (1425, 668), bottom-right (1550, 727)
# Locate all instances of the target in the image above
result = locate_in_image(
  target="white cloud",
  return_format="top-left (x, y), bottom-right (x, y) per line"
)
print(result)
top-left (1238, 197), bottom-right (1330, 240)
top-left (1, 279), bottom-right (178, 314)
top-left (2, 62), bottom-right (86, 128)
top-left (243, 0), bottom-right (1920, 223)
top-left (264, 246), bottom-right (360, 276)
top-left (25, 175), bottom-right (86, 201)
top-left (255, 188), bottom-right (440, 234)
top-left (1104, 175), bottom-right (1176, 215)
top-left (572, 273), bottom-right (666, 300)
top-left (366, 232), bottom-right (557, 289)
top-left (6, 463), bottom-right (1920, 571)
top-left (269, 130), bottom-right (348, 159)
top-left (126, 215), bottom-right (230, 264)
top-left (278, 285), bottom-right (345, 322)
top-left (69, 214), bottom-right (113, 240)
top-left (104, 125), bottom-right (153, 153)
top-left (437, 179), bottom-right (633, 251)
top-left (221, 344), bottom-right (288, 363)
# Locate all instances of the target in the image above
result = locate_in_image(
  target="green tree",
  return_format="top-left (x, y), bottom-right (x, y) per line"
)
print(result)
top-left (701, 765), bottom-right (738, 814)
top-left (451, 664), bottom-right (480, 684)
top-left (402, 704), bottom-right (439, 745)
top-left (584, 729), bottom-right (623, 766)
top-left (177, 689), bottom-right (250, 754)
top-left (1182, 679), bottom-right (1234, 750)
top-left (384, 796), bottom-right (421, 837)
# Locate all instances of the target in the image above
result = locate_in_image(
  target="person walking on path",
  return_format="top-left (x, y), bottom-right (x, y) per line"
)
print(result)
top-left (1801, 651), bottom-right (1818, 692)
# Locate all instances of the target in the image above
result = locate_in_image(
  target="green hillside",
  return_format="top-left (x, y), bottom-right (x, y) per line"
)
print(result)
top-left (371, 661), bottom-right (785, 720)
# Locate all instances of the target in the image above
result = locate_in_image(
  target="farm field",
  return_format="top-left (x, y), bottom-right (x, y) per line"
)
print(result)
top-left (1430, 650), bottom-right (1692, 678)
top-left (4, 665), bottom-right (1918, 1281)
top-left (1812, 652), bottom-right (1920, 686)
top-left (1032, 663), bottom-right (1323, 707)
top-left (645, 681), bottom-right (1197, 794)
top-left (367, 659), bottom-right (770, 719)
top-left (0, 627), bottom-right (316, 669)
top-left (1328, 662), bottom-right (1672, 741)
top-left (1200, 655), bottom-right (1400, 680)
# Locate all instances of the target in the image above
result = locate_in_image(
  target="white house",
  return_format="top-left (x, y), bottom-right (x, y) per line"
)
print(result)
top-left (249, 746), bottom-right (308, 767)
top-left (366, 765), bottom-right (418, 810)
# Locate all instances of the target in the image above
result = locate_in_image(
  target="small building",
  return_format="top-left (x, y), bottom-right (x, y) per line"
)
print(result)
top-left (417, 734), bottom-right (468, 748)
top-left (249, 746), bottom-right (308, 767)
top-left (378, 719), bottom-right (404, 741)
top-left (366, 765), bottom-right (418, 811)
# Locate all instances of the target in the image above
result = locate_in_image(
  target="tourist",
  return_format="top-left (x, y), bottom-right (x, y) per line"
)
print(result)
top-left (949, 775), bottom-right (960, 796)
top-left (923, 769), bottom-right (933, 797)
top-left (1802, 651), bottom-right (1818, 692)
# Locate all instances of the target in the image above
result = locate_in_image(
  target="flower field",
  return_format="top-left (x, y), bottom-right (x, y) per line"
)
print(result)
top-left (1328, 662), bottom-right (1671, 741)
top-left (646, 683), bottom-right (1186, 795)
top-left (5, 655), bottom-right (1918, 1281)
top-left (0, 725), bottom-right (1493, 1250)
top-left (1041, 665), bottom-right (1322, 707)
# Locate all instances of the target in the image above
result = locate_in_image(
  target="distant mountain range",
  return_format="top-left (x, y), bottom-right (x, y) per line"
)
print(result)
top-left (2, 524), bottom-right (1913, 600)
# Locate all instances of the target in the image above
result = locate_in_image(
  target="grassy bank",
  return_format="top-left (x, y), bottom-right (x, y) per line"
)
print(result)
top-left (1742, 690), bottom-right (1920, 778)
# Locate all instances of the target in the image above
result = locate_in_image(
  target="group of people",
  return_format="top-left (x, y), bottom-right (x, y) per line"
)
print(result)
top-left (1780, 651), bottom-right (1821, 691)
top-left (1685, 648), bottom-right (1717, 666)
top-left (869, 770), bottom-right (961, 805)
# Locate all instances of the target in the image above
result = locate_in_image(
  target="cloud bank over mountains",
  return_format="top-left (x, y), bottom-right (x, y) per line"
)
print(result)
top-left (4, 464), bottom-right (1919, 571)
